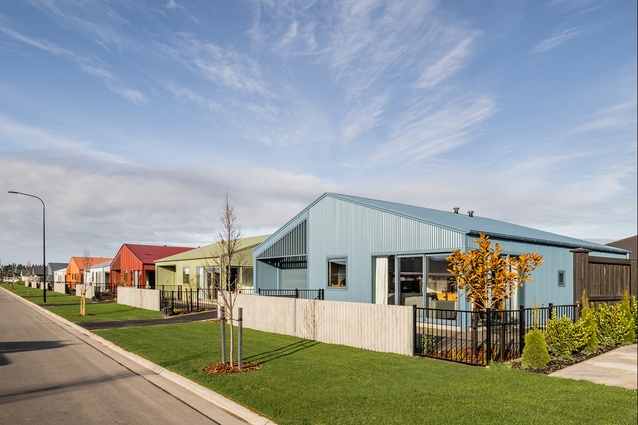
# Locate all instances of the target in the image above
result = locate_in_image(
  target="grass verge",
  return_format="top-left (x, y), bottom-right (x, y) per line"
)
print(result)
top-left (96, 322), bottom-right (637, 425)
top-left (1, 283), bottom-right (162, 322)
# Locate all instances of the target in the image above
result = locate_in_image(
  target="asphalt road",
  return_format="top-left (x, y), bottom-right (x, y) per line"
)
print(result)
top-left (0, 290), bottom-right (250, 425)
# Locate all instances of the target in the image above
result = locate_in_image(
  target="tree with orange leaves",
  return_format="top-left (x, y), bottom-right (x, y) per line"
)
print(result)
top-left (446, 233), bottom-right (543, 311)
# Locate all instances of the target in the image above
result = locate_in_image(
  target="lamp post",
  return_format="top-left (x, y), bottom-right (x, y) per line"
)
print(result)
top-left (8, 190), bottom-right (46, 303)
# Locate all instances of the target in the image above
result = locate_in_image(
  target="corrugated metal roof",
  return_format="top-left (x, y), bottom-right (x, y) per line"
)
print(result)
top-left (324, 193), bottom-right (629, 255)
top-left (155, 235), bottom-right (271, 263)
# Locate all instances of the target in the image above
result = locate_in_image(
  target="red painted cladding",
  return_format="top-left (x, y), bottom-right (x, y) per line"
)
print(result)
top-left (110, 244), bottom-right (192, 289)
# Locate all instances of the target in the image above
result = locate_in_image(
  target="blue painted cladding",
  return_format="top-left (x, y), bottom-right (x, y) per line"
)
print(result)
top-left (307, 196), bottom-right (463, 303)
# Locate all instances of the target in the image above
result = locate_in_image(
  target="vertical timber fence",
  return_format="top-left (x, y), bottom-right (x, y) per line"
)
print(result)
top-left (414, 304), bottom-right (575, 366)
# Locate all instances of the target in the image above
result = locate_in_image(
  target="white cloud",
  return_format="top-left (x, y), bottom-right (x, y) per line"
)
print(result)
top-left (533, 27), bottom-right (583, 53)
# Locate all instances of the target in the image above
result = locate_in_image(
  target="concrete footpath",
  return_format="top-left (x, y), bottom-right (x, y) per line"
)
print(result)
top-left (2, 288), bottom-right (276, 425)
top-left (549, 344), bottom-right (637, 390)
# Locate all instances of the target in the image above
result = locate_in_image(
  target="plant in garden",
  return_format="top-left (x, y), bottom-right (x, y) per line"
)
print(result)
top-left (544, 315), bottom-right (579, 357)
top-left (447, 233), bottom-right (543, 310)
top-left (619, 291), bottom-right (636, 344)
top-left (576, 290), bottom-right (598, 354)
top-left (630, 295), bottom-right (638, 335)
top-left (594, 302), bottom-right (633, 347)
top-left (521, 328), bottom-right (550, 369)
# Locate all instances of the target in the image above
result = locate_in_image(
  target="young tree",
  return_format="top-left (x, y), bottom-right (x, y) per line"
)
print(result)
top-left (80, 249), bottom-right (91, 316)
top-left (446, 233), bottom-right (543, 310)
top-left (210, 191), bottom-right (244, 367)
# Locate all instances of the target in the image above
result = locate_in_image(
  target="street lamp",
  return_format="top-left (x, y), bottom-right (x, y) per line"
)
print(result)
top-left (8, 190), bottom-right (46, 303)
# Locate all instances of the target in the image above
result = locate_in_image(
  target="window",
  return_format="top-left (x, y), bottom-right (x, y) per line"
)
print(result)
top-left (183, 267), bottom-right (190, 285)
top-left (328, 258), bottom-right (347, 287)
top-left (558, 270), bottom-right (565, 287)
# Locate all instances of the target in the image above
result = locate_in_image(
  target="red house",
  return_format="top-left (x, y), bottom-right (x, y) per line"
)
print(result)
top-left (110, 244), bottom-right (193, 289)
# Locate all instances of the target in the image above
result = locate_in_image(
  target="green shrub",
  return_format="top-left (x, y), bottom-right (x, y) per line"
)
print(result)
top-left (619, 292), bottom-right (636, 344)
top-left (544, 315), bottom-right (578, 357)
top-left (521, 328), bottom-right (550, 369)
top-left (577, 290), bottom-right (598, 353)
top-left (630, 295), bottom-right (638, 335)
top-left (594, 302), bottom-right (633, 347)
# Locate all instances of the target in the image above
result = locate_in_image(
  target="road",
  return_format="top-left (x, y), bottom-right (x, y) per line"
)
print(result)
top-left (0, 289), bottom-right (251, 425)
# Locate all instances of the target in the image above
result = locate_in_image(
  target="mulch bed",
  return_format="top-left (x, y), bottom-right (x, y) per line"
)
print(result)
top-left (510, 345), bottom-right (620, 374)
top-left (203, 362), bottom-right (261, 375)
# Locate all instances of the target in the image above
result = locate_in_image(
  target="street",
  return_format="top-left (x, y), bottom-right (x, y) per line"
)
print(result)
top-left (0, 289), bottom-right (250, 425)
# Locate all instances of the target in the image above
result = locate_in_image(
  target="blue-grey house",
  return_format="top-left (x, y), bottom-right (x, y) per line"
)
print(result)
top-left (253, 193), bottom-right (629, 310)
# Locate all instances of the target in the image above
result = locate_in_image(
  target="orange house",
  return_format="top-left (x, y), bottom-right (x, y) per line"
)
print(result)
top-left (65, 256), bottom-right (113, 288)
top-left (110, 244), bottom-right (193, 289)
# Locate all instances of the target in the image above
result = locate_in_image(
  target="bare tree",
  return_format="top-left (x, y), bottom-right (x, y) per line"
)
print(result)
top-left (211, 191), bottom-right (244, 367)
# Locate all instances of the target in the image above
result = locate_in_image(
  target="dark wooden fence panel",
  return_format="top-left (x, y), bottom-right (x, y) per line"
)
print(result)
top-left (572, 249), bottom-right (637, 316)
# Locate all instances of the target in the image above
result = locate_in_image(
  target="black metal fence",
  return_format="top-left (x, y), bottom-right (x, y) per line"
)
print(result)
top-left (160, 288), bottom-right (216, 315)
top-left (414, 304), bottom-right (575, 366)
top-left (258, 288), bottom-right (325, 300)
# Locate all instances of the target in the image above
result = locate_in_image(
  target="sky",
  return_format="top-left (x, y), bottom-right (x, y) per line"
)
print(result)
top-left (0, 0), bottom-right (636, 266)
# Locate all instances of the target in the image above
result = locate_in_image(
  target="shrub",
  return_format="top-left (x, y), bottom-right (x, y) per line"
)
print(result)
top-left (577, 293), bottom-right (598, 353)
top-left (619, 291), bottom-right (636, 344)
top-left (631, 295), bottom-right (638, 335)
top-left (521, 328), bottom-right (550, 369)
top-left (594, 302), bottom-right (633, 347)
top-left (544, 315), bottom-right (578, 357)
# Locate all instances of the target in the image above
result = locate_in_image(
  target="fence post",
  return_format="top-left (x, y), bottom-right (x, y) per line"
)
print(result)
top-left (485, 307), bottom-right (492, 365)
top-left (519, 305), bottom-right (526, 353)
top-left (258, 288), bottom-right (261, 296)
top-left (319, 289), bottom-right (324, 300)
top-left (413, 305), bottom-right (418, 355)
top-left (295, 288), bottom-right (299, 299)
top-left (548, 303), bottom-right (554, 320)
top-left (220, 306), bottom-right (227, 364)
top-left (238, 307), bottom-right (243, 371)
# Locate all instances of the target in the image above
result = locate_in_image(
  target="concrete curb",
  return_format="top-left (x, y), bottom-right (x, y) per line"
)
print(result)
top-left (3, 288), bottom-right (276, 425)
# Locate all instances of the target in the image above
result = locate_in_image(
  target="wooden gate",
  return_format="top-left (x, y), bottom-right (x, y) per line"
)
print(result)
top-left (572, 249), bottom-right (637, 312)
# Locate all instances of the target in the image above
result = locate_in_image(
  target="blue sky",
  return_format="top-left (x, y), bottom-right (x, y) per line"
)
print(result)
top-left (1, 0), bottom-right (636, 265)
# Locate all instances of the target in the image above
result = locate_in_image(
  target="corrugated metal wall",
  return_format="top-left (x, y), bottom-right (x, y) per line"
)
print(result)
top-left (307, 196), bottom-right (463, 303)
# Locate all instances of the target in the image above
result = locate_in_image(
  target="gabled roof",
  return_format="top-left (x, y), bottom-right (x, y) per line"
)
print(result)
top-left (47, 262), bottom-right (68, 272)
top-left (267, 192), bottom-right (627, 255)
top-left (156, 235), bottom-right (270, 264)
top-left (121, 244), bottom-right (193, 265)
top-left (85, 259), bottom-right (112, 269)
top-left (69, 257), bottom-right (113, 269)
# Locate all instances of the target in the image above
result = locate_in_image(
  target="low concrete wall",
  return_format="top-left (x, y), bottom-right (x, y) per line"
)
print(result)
top-left (229, 294), bottom-right (415, 356)
top-left (118, 287), bottom-right (160, 311)
top-left (75, 284), bottom-right (95, 299)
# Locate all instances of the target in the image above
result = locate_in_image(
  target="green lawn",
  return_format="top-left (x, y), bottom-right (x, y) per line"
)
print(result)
top-left (1, 283), bottom-right (163, 322)
top-left (96, 322), bottom-right (638, 425)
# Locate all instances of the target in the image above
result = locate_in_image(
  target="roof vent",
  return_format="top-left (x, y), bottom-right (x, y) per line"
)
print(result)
top-left (468, 210), bottom-right (474, 218)
top-left (453, 207), bottom-right (459, 214)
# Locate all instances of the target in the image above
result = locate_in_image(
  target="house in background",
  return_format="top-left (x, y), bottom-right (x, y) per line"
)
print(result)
top-left (254, 193), bottom-right (629, 310)
top-left (25, 265), bottom-right (44, 288)
top-left (110, 244), bottom-right (193, 289)
top-left (47, 262), bottom-right (67, 288)
top-left (83, 259), bottom-right (112, 287)
top-left (155, 235), bottom-right (270, 293)
top-left (65, 256), bottom-right (113, 289)
top-left (607, 235), bottom-right (637, 260)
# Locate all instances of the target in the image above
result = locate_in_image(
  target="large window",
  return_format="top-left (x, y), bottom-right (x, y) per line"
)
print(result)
top-left (182, 267), bottom-right (190, 285)
top-left (328, 258), bottom-right (347, 287)
top-left (426, 256), bottom-right (457, 310)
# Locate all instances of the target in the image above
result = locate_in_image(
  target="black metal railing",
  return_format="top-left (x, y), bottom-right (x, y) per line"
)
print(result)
top-left (258, 288), bottom-right (325, 300)
top-left (414, 304), bottom-right (575, 366)
top-left (160, 288), bottom-right (218, 315)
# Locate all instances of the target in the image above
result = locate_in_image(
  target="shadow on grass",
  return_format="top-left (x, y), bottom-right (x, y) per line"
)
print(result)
top-left (244, 340), bottom-right (319, 365)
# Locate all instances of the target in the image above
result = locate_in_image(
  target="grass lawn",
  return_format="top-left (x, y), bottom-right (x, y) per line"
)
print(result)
top-left (96, 322), bottom-right (638, 425)
top-left (1, 283), bottom-right (163, 322)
